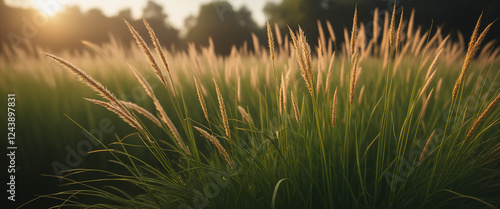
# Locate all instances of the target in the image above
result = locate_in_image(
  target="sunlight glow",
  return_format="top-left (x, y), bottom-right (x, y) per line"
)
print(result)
top-left (33, 0), bottom-right (66, 16)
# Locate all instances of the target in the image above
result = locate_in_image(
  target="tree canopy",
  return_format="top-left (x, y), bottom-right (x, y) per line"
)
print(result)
top-left (185, 1), bottom-right (259, 54)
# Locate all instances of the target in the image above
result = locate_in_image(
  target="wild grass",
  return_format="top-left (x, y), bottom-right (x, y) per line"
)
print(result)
top-left (5, 7), bottom-right (500, 209)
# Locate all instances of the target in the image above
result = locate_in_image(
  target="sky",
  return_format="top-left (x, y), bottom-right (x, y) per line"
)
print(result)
top-left (6, 0), bottom-right (277, 29)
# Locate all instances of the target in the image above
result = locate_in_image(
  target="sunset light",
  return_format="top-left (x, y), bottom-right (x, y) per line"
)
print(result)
top-left (33, 0), bottom-right (65, 16)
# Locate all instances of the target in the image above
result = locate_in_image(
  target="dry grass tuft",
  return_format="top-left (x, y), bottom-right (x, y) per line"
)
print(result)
top-left (84, 98), bottom-right (142, 131)
top-left (425, 36), bottom-right (449, 81)
top-left (129, 64), bottom-right (189, 154)
top-left (124, 20), bottom-right (168, 88)
top-left (419, 130), bottom-right (435, 164)
top-left (420, 88), bottom-right (434, 119)
top-left (419, 69), bottom-right (436, 99)
top-left (82, 40), bottom-right (110, 60)
top-left (289, 26), bottom-right (314, 96)
top-left (395, 8), bottom-right (404, 50)
top-left (389, 3), bottom-right (397, 49)
top-left (332, 88), bottom-right (338, 127)
top-left (358, 85), bottom-right (365, 105)
top-left (325, 52), bottom-right (336, 93)
top-left (349, 53), bottom-right (359, 106)
top-left (452, 14), bottom-right (495, 100)
top-left (121, 101), bottom-right (162, 128)
top-left (267, 20), bottom-right (275, 63)
top-left (142, 18), bottom-right (171, 74)
top-left (194, 77), bottom-right (209, 122)
top-left (291, 91), bottom-right (301, 125)
top-left (214, 79), bottom-right (231, 140)
top-left (465, 92), bottom-right (500, 141)
top-left (238, 106), bottom-right (253, 125)
top-left (194, 126), bottom-right (234, 170)
top-left (351, 6), bottom-right (358, 55)
top-left (45, 53), bottom-right (142, 130)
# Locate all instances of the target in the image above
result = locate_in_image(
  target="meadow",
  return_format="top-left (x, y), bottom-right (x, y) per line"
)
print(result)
top-left (2, 7), bottom-right (500, 208)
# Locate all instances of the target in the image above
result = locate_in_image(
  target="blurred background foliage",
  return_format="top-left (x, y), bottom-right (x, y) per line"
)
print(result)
top-left (1, 0), bottom-right (499, 56)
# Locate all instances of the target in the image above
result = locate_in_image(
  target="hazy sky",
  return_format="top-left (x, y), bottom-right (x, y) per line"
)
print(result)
top-left (7, 0), bottom-right (277, 29)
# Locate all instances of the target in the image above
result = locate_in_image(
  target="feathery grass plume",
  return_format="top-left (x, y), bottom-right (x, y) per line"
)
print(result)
top-left (326, 20), bottom-right (336, 44)
top-left (274, 23), bottom-right (283, 48)
top-left (389, 3), bottom-right (397, 49)
top-left (194, 126), bottom-right (234, 170)
top-left (121, 101), bottom-right (162, 128)
top-left (251, 33), bottom-right (260, 55)
top-left (419, 70), bottom-right (436, 99)
top-left (351, 5), bottom-right (358, 55)
top-left (291, 91), bottom-right (301, 124)
top-left (299, 27), bottom-right (313, 81)
top-left (349, 53), bottom-right (359, 106)
top-left (435, 78), bottom-right (443, 100)
top-left (237, 76), bottom-right (242, 103)
top-left (279, 84), bottom-right (284, 116)
top-left (129, 64), bottom-right (155, 97)
top-left (340, 58), bottom-right (345, 87)
top-left (45, 53), bottom-right (116, 103)
top-left (425, 36), bottom-right (449, 80)
top-left (194, 77), bottom-right (209, 122)
top-left (343, 28), bottom-right (351, 56)
top-left (465, 92), bottom-right (500, 141)
top-left (452, 14), bottom-right (495, 100)
top-left (420, 88), bottom-right (434, 119)
top-left (82, 40), bottom-right (110, 60)
top-left (124, 20), bottom-right (168, 88)
top-left (395, 8), bottom-right (404, 50)
top-left (317, 45), bottom-right (323, 72)
top-left (282, 73), bottom-right (287, 112)
top-left (237, 106), bottom-right (253, 125)
top-left (332, 88), bottom-right (338, 127)
top-left (129, 65), bottom-right (189, 154)
top-left (318, 20), bottom-right (327, 56)
top-left (325, 52), bottom-right (336, 93)
top-left (267, 20), bottom-right (275, 63)
top-left (142, 18), bottom-right (171, 74)
top-left (358, 85), bottom-right (365, 105)
top-left (156, 97), bottom-right (190, 154)
top-left (478, 41), bottom-right (495, 61)
top-left (188, 43), bottom-right (202, 73)
top-left (381, 11), bottom-right (390, 54)
top-left (289, 26), bottom-right (314, 96)
top-left (316, 70), bottom-right (323, 94)
top-left (419, 130), bottom-right (435, 164)
top-left (285, 68), bottom-right (291, 90)
top-left (84, 98), bottom-right (142, 131)
top-left (45, 54), bottom-right (136, 125)
top-left (372, 8), bottom-right (379, 44)
top-left (214, 79), bottom-right (231, 139)
top-left (407, 9), bottom-right (415, 40)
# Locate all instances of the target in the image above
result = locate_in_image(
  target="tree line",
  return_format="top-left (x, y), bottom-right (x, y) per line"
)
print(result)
top-left (1, 0), bottom-right (498, 55)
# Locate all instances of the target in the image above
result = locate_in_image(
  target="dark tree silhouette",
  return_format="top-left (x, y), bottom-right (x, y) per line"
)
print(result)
top-left (143, 0), bottom-right (167, 20)
top-left (185, 1), bottom-right (259, 55)
top-left (264, 0), bottom-right (500, 51)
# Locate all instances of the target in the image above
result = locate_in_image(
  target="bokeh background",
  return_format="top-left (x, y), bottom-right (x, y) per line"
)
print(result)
top-left (1, 0), bottom-right (500, 55)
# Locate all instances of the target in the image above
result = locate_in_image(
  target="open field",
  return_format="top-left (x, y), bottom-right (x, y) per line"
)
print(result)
top-left (2, 8), bottom-right (500, 209)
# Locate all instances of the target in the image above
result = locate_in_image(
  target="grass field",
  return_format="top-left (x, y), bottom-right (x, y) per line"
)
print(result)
top-left (2, 8), bottom-right (500, 209)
